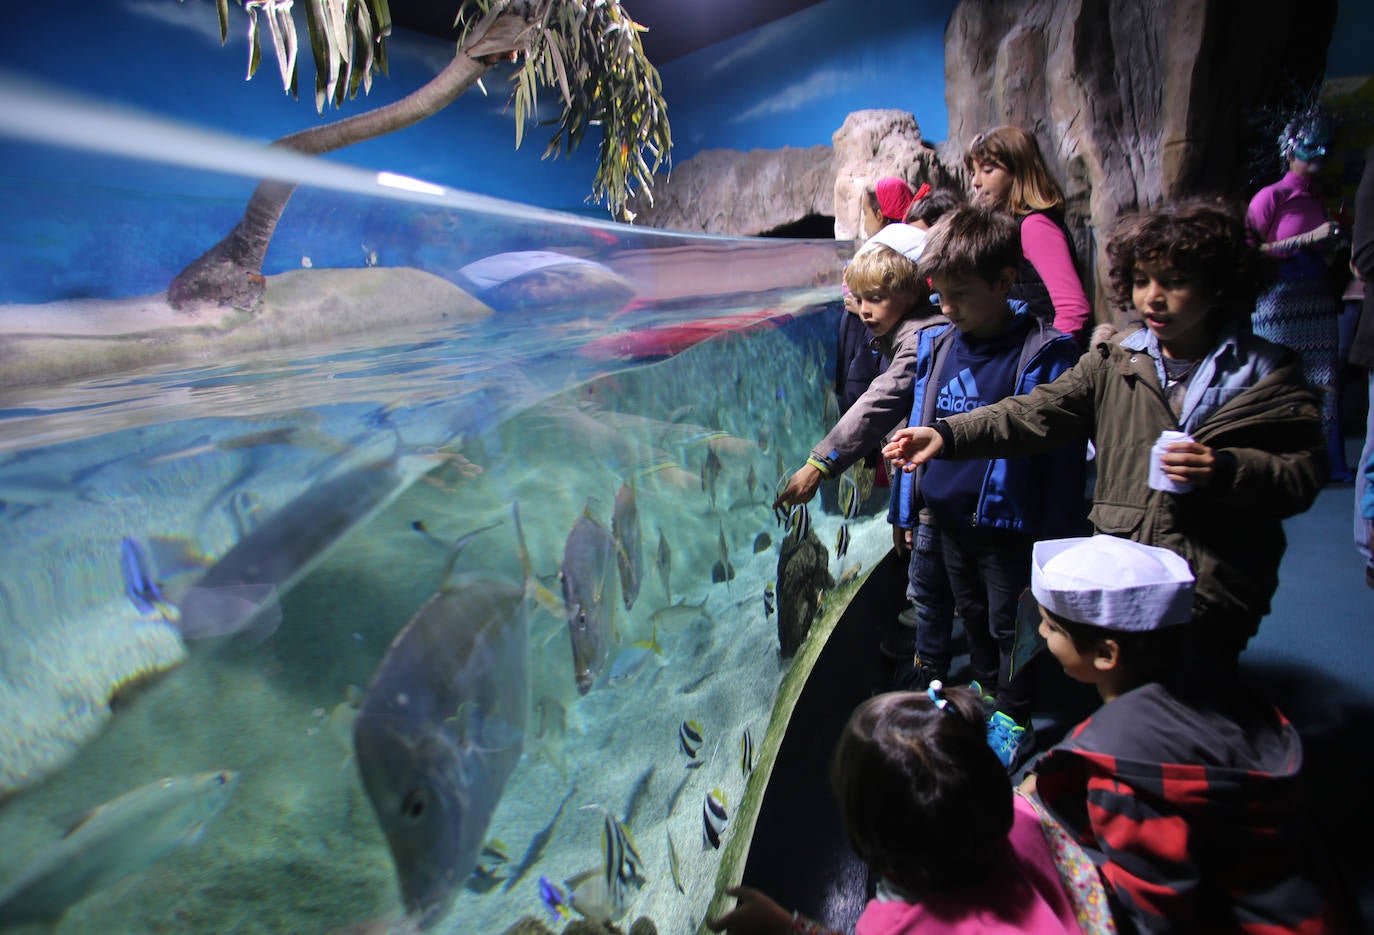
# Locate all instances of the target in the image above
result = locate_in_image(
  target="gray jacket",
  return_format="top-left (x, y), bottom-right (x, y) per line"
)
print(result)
top-left (810, 308), bottom-right (945, 475)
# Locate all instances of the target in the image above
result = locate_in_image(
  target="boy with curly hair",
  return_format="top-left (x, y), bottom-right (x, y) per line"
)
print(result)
top-left (883, 198), bottom-right (1327, 668)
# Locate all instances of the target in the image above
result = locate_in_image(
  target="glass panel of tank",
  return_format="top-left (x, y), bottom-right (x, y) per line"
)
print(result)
top-left (0, 82), bottom-right (884, 933)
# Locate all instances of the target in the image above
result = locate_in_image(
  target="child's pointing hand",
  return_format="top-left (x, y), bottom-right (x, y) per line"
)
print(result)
top-left (882, 426), bottom-right (945, 472)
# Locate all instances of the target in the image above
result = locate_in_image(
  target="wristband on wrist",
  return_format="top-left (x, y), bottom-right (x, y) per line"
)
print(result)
top-left (805, 455), bottom-right (833, 479)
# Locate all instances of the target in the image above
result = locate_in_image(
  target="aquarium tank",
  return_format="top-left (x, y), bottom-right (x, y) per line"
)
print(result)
top-left (0, 77), bottom-right (892, 934)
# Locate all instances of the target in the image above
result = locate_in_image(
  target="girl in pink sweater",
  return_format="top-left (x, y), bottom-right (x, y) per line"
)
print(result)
top-left (966, 126), bottom-right (1092, 344)
top-left (707, 686), bottom-right (1102, 935)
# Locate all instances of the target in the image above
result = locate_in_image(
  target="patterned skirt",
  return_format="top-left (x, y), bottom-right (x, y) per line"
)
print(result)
top-left (1252, 272), bottom-right (1339, 441)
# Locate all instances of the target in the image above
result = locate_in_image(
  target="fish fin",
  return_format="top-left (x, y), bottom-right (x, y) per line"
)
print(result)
top-left (564, 867), bottom-right (601, 889)
top-left (146, 535), bottom-right (212, 577)
top-left (54, 805), bottom-right (101, 837)
top-left (177, 583), bottom-right (281, 641)
top-left (439, 520), bottom-right (503, 589)
top-left (531, 581), bottom-right (565, 619)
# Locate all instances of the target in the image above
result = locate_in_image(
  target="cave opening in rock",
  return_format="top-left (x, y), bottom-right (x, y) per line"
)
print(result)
top-left (758, 214), bottom-right (836, 239)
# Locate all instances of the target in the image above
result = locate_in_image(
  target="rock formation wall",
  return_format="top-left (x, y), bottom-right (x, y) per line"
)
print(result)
top-left (944, 0), bottom-right (1338, 319)
top-left (628, 144), bottom-right (835, 236)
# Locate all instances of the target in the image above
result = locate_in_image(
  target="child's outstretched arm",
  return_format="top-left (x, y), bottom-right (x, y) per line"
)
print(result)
top-left (882, 426), bottom-right (945, 471)
top-left (774, 463), bottom-right (824, 510)
top-left (707, 885), bottom-right (833, 935)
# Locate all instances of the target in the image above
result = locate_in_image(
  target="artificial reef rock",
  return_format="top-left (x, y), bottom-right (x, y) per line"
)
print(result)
top-left (627, 144), bottom-right (834, 236)
top-left (943, 0), bottom-right (1338, 318)
top-left (776, 525), bottom-right (835, 658)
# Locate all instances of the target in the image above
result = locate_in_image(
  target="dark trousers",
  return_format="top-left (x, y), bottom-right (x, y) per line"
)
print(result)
top-left (940, 526), bottom-right (1035, 723)
top-left (906, 519), bottom-right (956, 671)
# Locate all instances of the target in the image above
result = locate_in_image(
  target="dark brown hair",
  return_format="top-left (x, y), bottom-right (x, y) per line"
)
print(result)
top-left (965, 126), bottom-right (1066, 215)
top-left (1042, 606), bottom-right (1199, 689)
top-left (905, 188), bottom-right (964, 227)
top-left (918, 204), bottom-right (1022, 284)
top-left (831, 688), bottom-right (1013, 894)
top-left (1105, 198), bottom-right (1275, 321)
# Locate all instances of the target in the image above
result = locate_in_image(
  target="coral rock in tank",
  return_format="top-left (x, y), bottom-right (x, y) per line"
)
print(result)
top-left (775, 522), bottom-right (835, 658)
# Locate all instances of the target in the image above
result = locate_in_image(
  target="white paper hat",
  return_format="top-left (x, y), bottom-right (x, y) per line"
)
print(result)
top-left (1031, 535), bottom-right (1195, 631)
top-left (856, 223), bottom-right (929, 264)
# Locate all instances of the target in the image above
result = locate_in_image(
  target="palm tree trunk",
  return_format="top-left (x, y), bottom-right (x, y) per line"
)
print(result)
top-left (167, 7), bottom-right (542, 311)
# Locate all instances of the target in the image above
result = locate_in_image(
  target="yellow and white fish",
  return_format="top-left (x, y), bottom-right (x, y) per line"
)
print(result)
top-left (702, 787), bottom-right (729, 849)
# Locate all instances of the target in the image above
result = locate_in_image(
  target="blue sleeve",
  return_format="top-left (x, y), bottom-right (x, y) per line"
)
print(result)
top-left (1030, 340), bottom-right (1090, 537)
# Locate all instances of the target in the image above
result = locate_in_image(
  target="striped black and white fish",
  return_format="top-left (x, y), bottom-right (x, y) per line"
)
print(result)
top-left (598, 809), bottom-right (645, 897)
top-left (702, 787), bottom-right (729, 849)
top-left (835, 523), bottom-right (850, 560)
top-left (679, 719), bottom-right (704, 761)
top-left (838, 473), bottom-right (861, 519)
top-left (740, 729), bottom-right (755, 780)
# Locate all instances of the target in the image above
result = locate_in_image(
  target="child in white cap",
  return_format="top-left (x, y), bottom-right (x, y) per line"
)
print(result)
top-left (1021, 535), bottom-right (1343, 934)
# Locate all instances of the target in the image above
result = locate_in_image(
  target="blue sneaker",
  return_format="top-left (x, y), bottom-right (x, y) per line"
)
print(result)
top-left (987, 711), bottom-right (1034, 772)
top-left (966, 680), bottom-right (996, 716)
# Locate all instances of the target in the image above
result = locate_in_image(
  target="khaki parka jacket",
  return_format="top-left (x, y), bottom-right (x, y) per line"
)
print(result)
top-left (939, 331), bottom-right (1326, 633)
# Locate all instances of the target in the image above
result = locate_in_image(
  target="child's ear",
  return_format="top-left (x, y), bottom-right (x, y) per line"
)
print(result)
top-left (994, 266), bottom-right (1017, 296)
top-left (1092, 639), bottom-right (1121, 672)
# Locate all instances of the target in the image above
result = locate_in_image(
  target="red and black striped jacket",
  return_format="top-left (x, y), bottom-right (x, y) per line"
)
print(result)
top-left (1033, 682), bottom-right (1342, 934)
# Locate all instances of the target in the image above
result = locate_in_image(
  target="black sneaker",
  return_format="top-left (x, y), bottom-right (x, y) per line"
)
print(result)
top-left (878, 626), bottom-right (918, 660)
top-left (895, 660), bottom-right (947, 692)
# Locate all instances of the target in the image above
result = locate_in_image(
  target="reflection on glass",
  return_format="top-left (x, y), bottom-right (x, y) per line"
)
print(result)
top-left (0, 92), bottom-right (881, 933)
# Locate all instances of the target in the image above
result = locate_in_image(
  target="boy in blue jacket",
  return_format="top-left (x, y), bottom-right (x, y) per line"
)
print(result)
top-left (892, 204), bottom-right (1086, 770)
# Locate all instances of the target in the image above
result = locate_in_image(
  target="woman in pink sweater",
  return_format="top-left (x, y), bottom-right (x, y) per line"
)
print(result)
top-left (966, 126), bottom-right (1092, 344)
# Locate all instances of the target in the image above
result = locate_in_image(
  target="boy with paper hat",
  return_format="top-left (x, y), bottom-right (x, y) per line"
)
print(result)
top-left (1022, 535), bottom-right (1341, 934)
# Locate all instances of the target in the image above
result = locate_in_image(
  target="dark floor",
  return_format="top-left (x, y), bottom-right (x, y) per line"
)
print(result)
top-left (741, 439), bottom-right (1374, 931)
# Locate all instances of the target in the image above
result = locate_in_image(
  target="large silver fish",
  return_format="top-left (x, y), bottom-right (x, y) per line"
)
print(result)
top-left (178, 454), bottom-right (411, 640)
top-left (0, 771), bottom-right (238, 925)
top-left (561, 502), bottom-right (617, 695)
top-left (353, 516), bottom-right (531, 929)
top-left (611, 481), bottom-right (643, 611)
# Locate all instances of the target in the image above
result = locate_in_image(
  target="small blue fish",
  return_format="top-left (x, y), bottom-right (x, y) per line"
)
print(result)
top-left (763, 583), bottom-right (775, 617)
top-left (703, 787), bottom-right (729, 849)
top-left (679, 719), bottom-right (703, 761)
top-left (538, 874), bottom-right (571, 921)
top-left (119, 537), bottom-right (176, 621)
